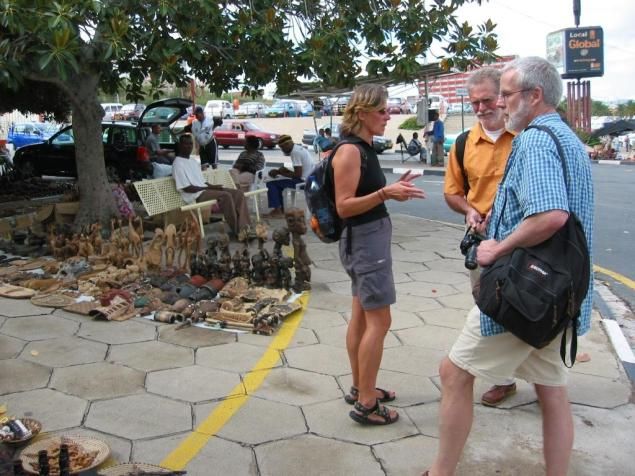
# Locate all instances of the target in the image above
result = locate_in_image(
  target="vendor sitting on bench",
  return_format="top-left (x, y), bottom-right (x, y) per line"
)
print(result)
top-left (407, 132), bottom-right (425, 162)
top-left (173, 134), bottom-right (251, 235)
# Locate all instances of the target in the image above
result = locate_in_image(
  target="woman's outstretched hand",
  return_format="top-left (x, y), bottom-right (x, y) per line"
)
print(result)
top-left (382, 179), bottom-right (426, 202)
top-left (398, 169), bottom-right (422, 183)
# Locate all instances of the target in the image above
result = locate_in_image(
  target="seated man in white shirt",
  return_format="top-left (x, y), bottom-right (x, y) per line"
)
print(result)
top-left (265, 134), bottom-right (315, 217)
top-left (172, 134), bottom-right (251, 235)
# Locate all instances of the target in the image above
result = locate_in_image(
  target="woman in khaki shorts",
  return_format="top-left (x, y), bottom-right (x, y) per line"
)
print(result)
top-left (331, 84), bottom-right (425, 425)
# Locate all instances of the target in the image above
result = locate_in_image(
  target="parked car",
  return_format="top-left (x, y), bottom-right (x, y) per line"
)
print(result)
top-left (294, 100), bottom-right (314, 117)
top-left (387, 97), bottom-right (412, 114)
top-left (115, 103), bottom-right (146, 121)
top-left (101, 102), bottom-right (123, 121)
top-left (235, 102), bottom-right (268, 118)
top-left (334, 96), bottom-right (350, 115)
top-left (265, 100), bottom-right (301, 118)
top-left (7, 122), bottom-right (60, 149)
top-left (13, 98), bottom-right (190, 181)
top-left (213, 120), bottom-right (280, 149)
top-left (443, 130), bottom-right (470, 154)
top-left (301, 123), bottom-right (393, 154)
top-left (204, 100), bottom-right (234, 119)
top-left (313, 97), bottom-right (334, 116)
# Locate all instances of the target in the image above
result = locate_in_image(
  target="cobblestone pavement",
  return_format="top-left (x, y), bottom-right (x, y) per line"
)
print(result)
top-left (0, 214), bottom-right (632, 475)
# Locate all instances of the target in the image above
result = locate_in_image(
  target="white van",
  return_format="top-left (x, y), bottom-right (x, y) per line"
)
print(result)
top-left (101, 103), bottom-right (123, 121)
top-left (204, 100), bottom-right (234, 119)
top-left (427, 94), bottom-right (449, 115)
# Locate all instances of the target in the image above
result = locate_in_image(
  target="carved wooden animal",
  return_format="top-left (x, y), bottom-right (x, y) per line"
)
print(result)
top-left (89, 223), bottom-right (103, 255)
top-left (128, 215), bottom-right (143, 258)
top-left (144, 228), bottom-right (164, 271)
top-left (77, 234), bottom-right (94, 257)
top-left (116, 218), bottom-right (129, 253)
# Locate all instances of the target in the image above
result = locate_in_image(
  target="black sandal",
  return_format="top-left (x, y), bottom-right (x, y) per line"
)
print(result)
top-left (349, 400), bottom-right (399, 426)
top-left (344, 386), bottom-right (396, 405)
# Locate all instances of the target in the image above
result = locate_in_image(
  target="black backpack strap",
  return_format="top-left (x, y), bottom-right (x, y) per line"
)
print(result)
top-left (326, 140), bottom-right (367, 255)
top-left (525, 123), bottom-right (579, 367)
top-left (524, 125), bottom-right (569, 188)
top-left (454, 130), bottom-right (470, 195)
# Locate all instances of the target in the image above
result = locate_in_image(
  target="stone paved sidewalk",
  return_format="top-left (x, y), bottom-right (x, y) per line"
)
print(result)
top-left (0, 214), bottom-right (632, 476)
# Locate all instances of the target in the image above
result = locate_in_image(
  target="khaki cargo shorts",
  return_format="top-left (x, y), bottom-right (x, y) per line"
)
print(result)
top-left (339, 217), bottom-right (395, 311)
top-left (449, 306), bottom-right (569, 386)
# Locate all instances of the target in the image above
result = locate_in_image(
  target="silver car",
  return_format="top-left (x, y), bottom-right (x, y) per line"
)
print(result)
top-left (302, 123), bottom-right (393, 154)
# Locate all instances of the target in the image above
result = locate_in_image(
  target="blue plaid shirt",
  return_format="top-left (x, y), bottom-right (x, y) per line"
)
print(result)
top-left (480, 113), bottom-right (594, 337)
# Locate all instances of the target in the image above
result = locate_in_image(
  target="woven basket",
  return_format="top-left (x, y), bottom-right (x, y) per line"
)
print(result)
top-left (30, 293), bottom-right (77, 308)
top-left (2, 418), bottom-right (41, 445)
top-left (19, 435), bottom-right (110, 475)
top-left (98, 462), bottom-right (174, 475)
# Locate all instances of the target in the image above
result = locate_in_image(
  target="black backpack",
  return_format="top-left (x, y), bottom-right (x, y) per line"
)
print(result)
top-left (304, 141), bottom-right (366, 243)
top-left (476, 125), bottom-right (590, 366)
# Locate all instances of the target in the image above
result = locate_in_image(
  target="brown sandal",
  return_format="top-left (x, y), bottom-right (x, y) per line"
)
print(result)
top-left (349, 400), bottom-right (399, 426)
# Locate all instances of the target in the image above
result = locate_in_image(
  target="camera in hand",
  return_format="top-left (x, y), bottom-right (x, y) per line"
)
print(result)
top-left (460, 227), bottom-right (484, 270)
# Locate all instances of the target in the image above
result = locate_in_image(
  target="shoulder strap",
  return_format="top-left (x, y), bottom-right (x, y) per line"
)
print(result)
top-left (524, 125), bottom-right (569, 188)
top-left (493, 124), bottom-right (569, 235)
top-left (497, 123), bottom-right (578, 367)
top-left (454, 130), bottom-right (470, 194)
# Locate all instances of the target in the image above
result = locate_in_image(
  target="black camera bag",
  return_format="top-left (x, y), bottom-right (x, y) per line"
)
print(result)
top-left (476, 125), bottom-right (590, 366)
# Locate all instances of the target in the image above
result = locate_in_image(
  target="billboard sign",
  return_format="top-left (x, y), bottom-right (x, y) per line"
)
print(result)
top-left (547, 27), bottom-right (604, 79)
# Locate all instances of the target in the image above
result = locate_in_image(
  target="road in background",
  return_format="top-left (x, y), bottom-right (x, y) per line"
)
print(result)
top-left (384, 167), bottom-right (635, 311)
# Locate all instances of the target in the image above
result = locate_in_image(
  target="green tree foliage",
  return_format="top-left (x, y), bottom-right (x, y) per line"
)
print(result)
top-left (398, 117), bottom-right (421, 130)
top-left (616, 100), bottom-right (635, 119)
top-left (0, 0), bottom-right (499, 225)
top-left (591, 100), bottom-right (611, 116)
top-left (0, 80), bottom-right (70, 122)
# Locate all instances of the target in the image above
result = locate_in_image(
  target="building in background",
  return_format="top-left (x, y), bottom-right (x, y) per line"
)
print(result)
top-left (419, 55), bottom-right (517, 106)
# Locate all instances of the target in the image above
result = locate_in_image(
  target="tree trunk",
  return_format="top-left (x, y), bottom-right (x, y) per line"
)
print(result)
top-left (64, 74), bottom-right (120, 228)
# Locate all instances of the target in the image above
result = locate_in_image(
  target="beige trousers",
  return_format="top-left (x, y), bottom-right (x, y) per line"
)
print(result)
top-left (197, 188), bottom-right (251, 234)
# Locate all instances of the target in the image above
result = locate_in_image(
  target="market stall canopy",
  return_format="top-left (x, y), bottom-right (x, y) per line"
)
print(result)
top-left (591, 119), bottom-right (635, 138)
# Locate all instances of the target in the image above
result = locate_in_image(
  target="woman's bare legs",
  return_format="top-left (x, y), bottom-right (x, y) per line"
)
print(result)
top-left (346, 298), bottom-right (397, 421)
top-left (346, 296), bottom-right (366, 389)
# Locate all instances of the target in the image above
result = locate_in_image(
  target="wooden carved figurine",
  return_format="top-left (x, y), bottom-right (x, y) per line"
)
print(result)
top-left (164, 224), bottom-right (177, 267)
top-left (285, 208), bottom-right (311, 292)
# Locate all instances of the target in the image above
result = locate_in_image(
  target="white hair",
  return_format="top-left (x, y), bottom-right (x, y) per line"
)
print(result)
top-left (502, 57), bottom-right (563, 107)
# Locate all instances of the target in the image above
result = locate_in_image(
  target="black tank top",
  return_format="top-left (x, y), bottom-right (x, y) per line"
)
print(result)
top-left (339, 135), bottom-right (388, 226)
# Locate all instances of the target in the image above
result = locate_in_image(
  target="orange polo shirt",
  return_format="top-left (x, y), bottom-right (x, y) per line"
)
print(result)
top-left (443, 122), bottom-right (515, 215)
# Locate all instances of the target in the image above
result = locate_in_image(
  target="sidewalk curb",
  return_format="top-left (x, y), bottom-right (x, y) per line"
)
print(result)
top-left (592, 160), bottom-right (635, 166)
top-left (594, 284), bottom-right (635, 386)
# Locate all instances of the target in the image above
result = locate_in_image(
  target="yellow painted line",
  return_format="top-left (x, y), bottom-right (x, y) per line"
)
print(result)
top-left (160, 292), bottom-right (310, 470)
top-left (594, 265), bottom-right (635, 290)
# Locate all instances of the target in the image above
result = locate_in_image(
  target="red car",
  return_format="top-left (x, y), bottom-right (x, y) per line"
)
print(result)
top-left (213, 121), bottom-right (280, 149)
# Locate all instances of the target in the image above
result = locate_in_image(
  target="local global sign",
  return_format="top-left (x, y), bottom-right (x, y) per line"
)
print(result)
top-left (546, 26), bottom-right (604, 79)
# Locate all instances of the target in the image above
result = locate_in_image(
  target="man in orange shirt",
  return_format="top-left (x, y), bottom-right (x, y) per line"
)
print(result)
top-left (443, 67), bottom-right (516, 407)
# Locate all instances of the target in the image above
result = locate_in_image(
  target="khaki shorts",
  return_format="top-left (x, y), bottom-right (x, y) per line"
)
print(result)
top-left (339, 217), bottom-right (395, 311)
top-left (449, 307), bottom-right (569, 386)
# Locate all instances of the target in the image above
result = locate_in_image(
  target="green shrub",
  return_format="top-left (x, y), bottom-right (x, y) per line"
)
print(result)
top-left (576, 129), bottom-right (601, 147)
top-left (399, 117), bottom-right (421, 130)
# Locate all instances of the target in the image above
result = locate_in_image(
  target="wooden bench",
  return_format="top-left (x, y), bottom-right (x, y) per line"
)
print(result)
top-left (133, 168), bottom-right (267, 237)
